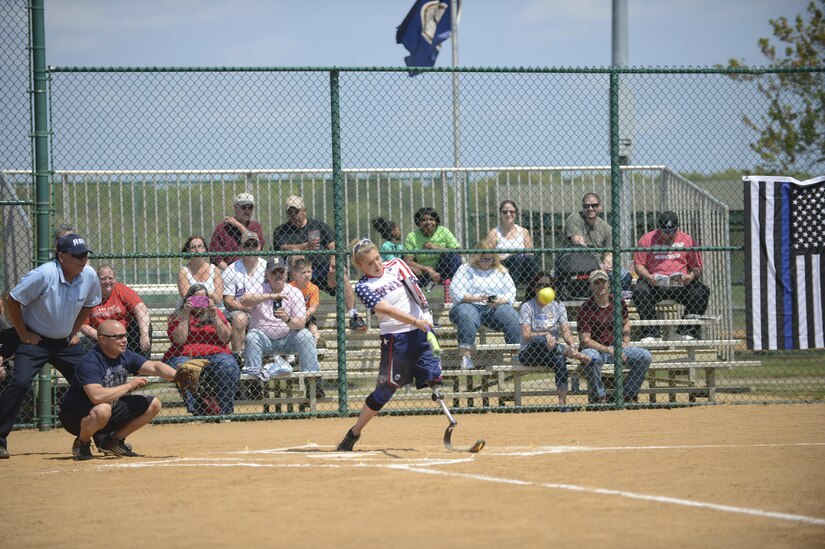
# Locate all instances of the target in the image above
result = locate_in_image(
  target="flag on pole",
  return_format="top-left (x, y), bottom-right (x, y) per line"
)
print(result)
top-left (744, 175), bottom-right (825, 350)
top-left (396, 0), bottom-right (459, 72)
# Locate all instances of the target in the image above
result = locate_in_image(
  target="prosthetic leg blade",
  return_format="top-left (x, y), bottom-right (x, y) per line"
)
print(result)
top-left (437, 397), bottom-right (485, 453)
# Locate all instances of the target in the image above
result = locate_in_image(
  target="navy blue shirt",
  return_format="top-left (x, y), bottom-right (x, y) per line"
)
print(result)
top-left (61, 346), bottom-right (147, 411)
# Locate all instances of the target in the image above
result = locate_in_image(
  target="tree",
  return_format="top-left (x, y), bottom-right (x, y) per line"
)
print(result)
top-left (727, 1), bottom-right (825, 174)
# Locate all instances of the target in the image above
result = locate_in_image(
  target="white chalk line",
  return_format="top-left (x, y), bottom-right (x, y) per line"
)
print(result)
top-left (488, 441), bottom-right (825, 457)
top-left (387, 465), bottom-right (825, 527)
top-left (92, 440), bottom-right (825, 526)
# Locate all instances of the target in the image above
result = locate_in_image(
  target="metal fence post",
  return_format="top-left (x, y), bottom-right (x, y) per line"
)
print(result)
top-left (30, 0), bottom-right (54, 430)
top-left (329, 68), bottom-right (348, 415)
top-left (609, 70), bottom-right (625, 407)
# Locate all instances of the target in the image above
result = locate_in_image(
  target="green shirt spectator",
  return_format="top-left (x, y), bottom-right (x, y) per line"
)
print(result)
top-left (404, 225), bottom-right (459, 269)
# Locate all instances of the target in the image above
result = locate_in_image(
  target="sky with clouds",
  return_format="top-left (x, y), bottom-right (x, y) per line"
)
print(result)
top-left (44, 0), bottom-right (809, 68)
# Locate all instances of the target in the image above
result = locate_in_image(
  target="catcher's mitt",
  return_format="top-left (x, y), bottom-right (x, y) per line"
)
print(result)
top-left (174, 358), bottom-right (209, 394)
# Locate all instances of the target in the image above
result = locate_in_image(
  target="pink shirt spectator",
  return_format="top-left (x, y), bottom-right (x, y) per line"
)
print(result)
top-left (633, 230), bottom-right (702, 277)
top-left (249, 282), bottom-right (306, 340)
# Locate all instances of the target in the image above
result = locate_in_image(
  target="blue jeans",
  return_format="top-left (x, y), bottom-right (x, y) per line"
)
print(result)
top-left (518, 337), bottom-right (568, 391)
top-left (580, 346), bottom-right (652, 400)
top-left (448, 303), bottom-right (521, 349)
top-left (167, 354), bottom-right (240, 415)
top-left (244, 328), bottom-right (320, 373)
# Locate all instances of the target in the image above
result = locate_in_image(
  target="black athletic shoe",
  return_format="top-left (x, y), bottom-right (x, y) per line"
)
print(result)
top-left (99, 436), bottom-right (138, 457)
top-left (73, 438), bottom-right (94, 461)
top-left (349, 315), bottom-right (367, 332)
top-left (94, 432), bottom-right (133, 453)
top-left (336, 429), bottom-right (360, 451)
top-left (0, 444), bottom-right (9, 459)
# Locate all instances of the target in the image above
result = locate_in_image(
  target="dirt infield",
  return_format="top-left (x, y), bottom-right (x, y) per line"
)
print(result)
top-left (2, 404), bottom-right (825, 548)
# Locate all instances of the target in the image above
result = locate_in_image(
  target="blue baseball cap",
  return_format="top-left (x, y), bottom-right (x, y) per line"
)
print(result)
top-left (57, 234), bottom-right (91, 255)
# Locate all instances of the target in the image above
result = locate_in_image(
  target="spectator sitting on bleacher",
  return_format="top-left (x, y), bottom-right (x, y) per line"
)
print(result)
top-left (177, 235), bottom-right (225, 309)
top-left (518, 271), bottom-right (591, 408)
top-left (222, 231), bottom-right (267, 360)
top-left (632, 211), bottom-right (710, 343)
top-left (242, 257), bottom-right (321, 389)
top-left (288, 258), bottom-right (321, 346)
top-left (164, 284), bottom-right (240, 416)
top-left (372, 216), bottom-right (405, 261)
top-left (486, 200), bottom-right (539, 288)
top-left (80, 264), bottom-right (152, 358)
top-left (564, 192), bottom-right (632, 293)
top-left (403, 207), bottom-right (462, 295)
top-left (578, 270), bottom-right (652, 404)
top-left (210, 193), bottom-right (266, 271)
top-left (448, 240), bottom-right (521, 371)
top-left (272, 195), bottom-right (367, 332)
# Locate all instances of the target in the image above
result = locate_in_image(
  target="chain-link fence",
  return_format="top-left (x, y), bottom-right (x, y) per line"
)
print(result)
top-left (1, 3), bottom-right (824, 436)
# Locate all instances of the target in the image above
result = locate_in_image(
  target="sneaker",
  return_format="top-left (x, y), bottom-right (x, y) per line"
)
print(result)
top-left (670, 333), bottom-right (696, 341)
top-left (336, 428), bottom-right (360, 451)
top-left (93, 432), bottom-right (133, 453)
top-left (621, 290), bottom-right (633, 301)
top-left (349, 314), bottom-right (367, 332)
top-left (99, 436), bottom-right (138, 457)
top-left (640, 336), bottom-right (660, 345)
top-left (461, 355), bottom-right (475, 370)
top-left (72, 438), bottom-right (94, 461)
top-left (0, 444), bottom-right (8, 459)
top-left (286, 354), bottom-right (298, 366)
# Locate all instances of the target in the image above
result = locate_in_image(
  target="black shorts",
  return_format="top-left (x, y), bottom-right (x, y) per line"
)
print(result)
top-left (59, 394), bottom-right (154, 437)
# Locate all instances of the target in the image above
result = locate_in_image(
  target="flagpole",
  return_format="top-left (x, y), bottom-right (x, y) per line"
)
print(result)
top-left (450, 0), bottom-right (464, 244)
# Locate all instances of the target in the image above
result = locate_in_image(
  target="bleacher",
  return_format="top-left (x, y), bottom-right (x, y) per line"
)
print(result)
top-left (131, 283), bottom-right (756, 414)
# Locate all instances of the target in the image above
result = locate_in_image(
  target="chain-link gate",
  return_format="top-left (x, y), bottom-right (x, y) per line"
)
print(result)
top-left (2, 1), bottom-right (824, 437)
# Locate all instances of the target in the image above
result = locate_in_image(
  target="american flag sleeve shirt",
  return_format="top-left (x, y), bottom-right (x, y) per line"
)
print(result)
top-left (355, 258), bottom-right (428, 335)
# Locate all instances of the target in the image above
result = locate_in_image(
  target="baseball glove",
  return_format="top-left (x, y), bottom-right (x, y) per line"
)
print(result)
top-left (174, 358), bottom-right (209, 394)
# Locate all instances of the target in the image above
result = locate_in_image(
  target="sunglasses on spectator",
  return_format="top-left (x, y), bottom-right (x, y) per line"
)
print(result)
top-left (70, 252), bottom-right (89, 260)
top-left (99, 333), bottom-right (127, 340)
top-left (352, 238), bottom-right (373, 254)
top-left (583, 203), bottom-right (600, 209)
top-left (243, 240), bottom-right (259, 248)
top-left (239, 204), bottom-right (254, 211)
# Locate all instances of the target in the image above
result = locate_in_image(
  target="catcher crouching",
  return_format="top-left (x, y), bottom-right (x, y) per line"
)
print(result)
top-left (59, 320), bottom-right (184, 460)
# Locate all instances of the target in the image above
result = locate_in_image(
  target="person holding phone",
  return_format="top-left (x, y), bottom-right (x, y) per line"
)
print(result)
top-left (163, 284), bottom-right (240, 416)
top-left (447, 240), bottom-right (521, 371)
top-left (241, 257), bottom-right (320, 386)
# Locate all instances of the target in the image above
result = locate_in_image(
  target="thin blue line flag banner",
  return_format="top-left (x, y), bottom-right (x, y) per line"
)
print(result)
top-left (744, 175), bottom-right (825, 350)
top-left (396, 0), bottom-right (459, 73)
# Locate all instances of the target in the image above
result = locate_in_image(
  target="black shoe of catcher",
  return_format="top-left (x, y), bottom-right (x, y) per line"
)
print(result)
top-left (336, 429), bottom-right (360, 451)
top-left (72, 438), bottom-right (94, 461)
top-left (99, 436), bottom-right (138, 457)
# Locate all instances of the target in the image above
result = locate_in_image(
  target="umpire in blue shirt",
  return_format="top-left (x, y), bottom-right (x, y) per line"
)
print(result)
top-left (0, 234), bottom-right (102, 459)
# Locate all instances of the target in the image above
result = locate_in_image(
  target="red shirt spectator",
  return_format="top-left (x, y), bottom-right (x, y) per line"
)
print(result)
top-left (163, 310), bottom-right (231, 361)
top-left (577, 295), bottom-right (628, 347)
top-left (633, 230), bottom-right (702, 277)
top-left (210, 192), bottom-right (266, 269)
